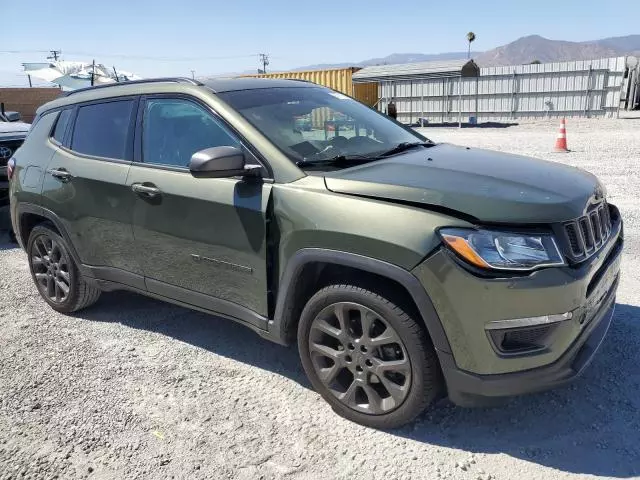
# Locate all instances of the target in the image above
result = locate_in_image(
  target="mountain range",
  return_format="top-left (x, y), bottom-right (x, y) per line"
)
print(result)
top-left (291, 34), bottom-right (640, 70)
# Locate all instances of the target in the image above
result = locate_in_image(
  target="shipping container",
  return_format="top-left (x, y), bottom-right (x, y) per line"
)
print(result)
top-left (243, 67), bottom-right (378, 107)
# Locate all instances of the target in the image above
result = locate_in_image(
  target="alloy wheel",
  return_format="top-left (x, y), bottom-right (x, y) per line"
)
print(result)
top-left (30, 234), bottom-right (71, 304)
top-left (308, 302), bottom-right (411, 415)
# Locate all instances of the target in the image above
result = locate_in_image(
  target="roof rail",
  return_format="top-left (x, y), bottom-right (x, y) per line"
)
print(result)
top-left (63, 77), bottom-right (203, 97)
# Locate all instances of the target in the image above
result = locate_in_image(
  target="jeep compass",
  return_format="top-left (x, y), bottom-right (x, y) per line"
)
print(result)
top-left (9, 77), bottom-right (623, 428)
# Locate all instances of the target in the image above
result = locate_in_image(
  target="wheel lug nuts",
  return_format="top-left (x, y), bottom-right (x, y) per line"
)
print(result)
top-left (360, 345), bottom-right (368, 353)
top-left (365, 359), bottom-right (373, 367)
top-left (345, 355), bottom-right (352, 363)
top-left (347, 343), bottom-right (355, 350)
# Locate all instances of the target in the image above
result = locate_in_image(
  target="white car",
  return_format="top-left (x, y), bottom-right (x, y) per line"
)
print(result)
top-left (1, 112), bottom-right (30, 237)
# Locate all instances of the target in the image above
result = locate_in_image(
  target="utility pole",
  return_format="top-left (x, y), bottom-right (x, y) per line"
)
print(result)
top-left (47, 50), bottom-right (62, 61)
top-left (258, 53), bottom-right (269, 74)
top-left (191, 70), bottom-right (196, 80)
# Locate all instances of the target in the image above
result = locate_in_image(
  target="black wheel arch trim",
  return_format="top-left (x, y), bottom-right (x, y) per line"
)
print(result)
top-left (269, 248), bottom-right (452, 354)
top-left (15, 203), bottom-right (88, 275)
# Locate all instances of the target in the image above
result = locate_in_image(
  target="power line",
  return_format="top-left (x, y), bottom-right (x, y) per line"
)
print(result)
top-left (48, 51), bottom-right (257, 62)
top-left (1, 49), bottom-right (258, 62)
top-left (0, 50), bottom-right (50, 54)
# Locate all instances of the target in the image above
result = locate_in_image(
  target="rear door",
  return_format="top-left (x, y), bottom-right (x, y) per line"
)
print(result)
top-left (40, 97), bottom-right (144, 288)
top-left (127, 95), bottom-right (271, 322)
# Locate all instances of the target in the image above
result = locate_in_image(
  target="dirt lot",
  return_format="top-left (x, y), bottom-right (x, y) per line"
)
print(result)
top-left (1, 116), bottom-right (639, 480)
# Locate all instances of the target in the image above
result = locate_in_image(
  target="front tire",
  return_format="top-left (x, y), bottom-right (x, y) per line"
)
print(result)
top-left (298, 284), bottom-right (442, 429)
top-left (27, 224), bottom-right (101, 313)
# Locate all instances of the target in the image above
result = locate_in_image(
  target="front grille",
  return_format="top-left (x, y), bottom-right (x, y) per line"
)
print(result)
top-left (579, 218), bottom-right (594, 250)
top-left (566, 223), bottom-right (580, 253)
top-left (563, 202), bottom-right (612, 260)
top-left (0, 139), bottom-right (24, 168)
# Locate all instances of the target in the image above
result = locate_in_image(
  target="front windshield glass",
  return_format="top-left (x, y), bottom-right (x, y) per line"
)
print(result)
top-left (218, 87), bottom-right (429, 167)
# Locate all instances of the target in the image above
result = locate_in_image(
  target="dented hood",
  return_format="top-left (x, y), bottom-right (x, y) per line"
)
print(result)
top-left (323, 144), bottom-right (601, 223)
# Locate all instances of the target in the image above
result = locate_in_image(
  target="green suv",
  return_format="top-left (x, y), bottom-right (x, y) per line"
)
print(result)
top-left (8, 78), bottom-right (623, 428)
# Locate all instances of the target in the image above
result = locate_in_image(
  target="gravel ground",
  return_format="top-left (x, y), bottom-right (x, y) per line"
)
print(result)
top-left (1, 115), bottom-right (640, 480)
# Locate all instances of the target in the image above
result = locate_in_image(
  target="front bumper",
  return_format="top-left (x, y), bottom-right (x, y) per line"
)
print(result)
top-left (441, 280), bottom-right (616, 406)
top-left (412, 208), bottom-right (623, 404)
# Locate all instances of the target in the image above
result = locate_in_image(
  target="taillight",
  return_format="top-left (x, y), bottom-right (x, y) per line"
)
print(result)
top-left (7, 157), bottom-right (15, 180)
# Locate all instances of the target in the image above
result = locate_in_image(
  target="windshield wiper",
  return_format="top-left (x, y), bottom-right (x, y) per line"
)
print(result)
top-left (295, 155), bottom-right (375, 168)
top-left (295, 141), bottom-right (434, 168)
top-left (375, 141), bottom-right (434, 158)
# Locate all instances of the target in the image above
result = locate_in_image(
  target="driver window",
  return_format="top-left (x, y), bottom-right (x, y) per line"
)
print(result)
top-left (142, 98), bottom-right (240, 168)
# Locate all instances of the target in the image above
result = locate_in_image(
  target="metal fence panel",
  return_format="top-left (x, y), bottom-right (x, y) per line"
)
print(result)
top-left (377, 57), bottom-right (631, 122)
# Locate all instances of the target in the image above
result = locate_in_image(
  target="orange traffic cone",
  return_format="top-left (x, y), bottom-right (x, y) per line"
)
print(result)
top-left (554, 118), bottom-right (569, 152)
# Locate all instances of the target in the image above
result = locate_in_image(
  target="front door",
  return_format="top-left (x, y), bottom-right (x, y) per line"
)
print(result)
top-left (127, 96), bottom-right (271, 324)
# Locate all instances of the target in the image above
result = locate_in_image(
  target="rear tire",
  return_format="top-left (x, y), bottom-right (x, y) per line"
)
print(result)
top-left (27, 224), bottom-right (101, 313)
top-left (298, 284), bottom-right (442, 429)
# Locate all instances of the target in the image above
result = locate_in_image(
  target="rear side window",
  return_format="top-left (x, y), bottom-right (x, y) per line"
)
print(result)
top-left (52, 109), bottom-right (71, 144)
top-left (71, 100), bottom-right (135, 160)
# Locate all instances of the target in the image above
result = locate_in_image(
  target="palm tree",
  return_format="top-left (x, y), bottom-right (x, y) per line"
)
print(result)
top-left (466, 32), bottom-right (476, 59)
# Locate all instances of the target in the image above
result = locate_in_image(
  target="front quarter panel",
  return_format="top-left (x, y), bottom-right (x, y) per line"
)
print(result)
top-left (273, 176), bottom-right (471, 273)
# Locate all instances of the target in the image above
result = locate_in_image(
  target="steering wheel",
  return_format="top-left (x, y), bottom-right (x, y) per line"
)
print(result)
top-left (328, 135), bottom-right (349, 148)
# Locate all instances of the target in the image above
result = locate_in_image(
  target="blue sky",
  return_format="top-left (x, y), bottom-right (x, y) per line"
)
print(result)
top-left (2, 0), bottom-right (639, 86)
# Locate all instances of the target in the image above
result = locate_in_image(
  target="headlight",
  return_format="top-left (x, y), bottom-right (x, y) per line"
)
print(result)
top-left (439, 228), bottom-right (565, 271)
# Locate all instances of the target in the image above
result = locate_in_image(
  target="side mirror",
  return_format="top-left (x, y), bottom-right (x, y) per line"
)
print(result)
top-left (189, 146), bottom-right (261, 179)
top-left (3, 111), bottom-right (21, 122)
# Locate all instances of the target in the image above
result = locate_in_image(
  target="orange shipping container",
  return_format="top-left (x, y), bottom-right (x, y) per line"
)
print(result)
top-left (243, 67), bottom-right (378, 107)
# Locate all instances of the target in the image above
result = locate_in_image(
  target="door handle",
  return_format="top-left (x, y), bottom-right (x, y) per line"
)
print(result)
top-left (131, 183), bottom-right (161, 197)
top-left (46, 168), bottom-right (72, 182)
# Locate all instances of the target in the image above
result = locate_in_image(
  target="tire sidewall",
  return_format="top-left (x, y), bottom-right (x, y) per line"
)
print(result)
top-left (298, 285), bottom-right (433, 429)
top-left (27, 225), bottom-right (81, 313)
